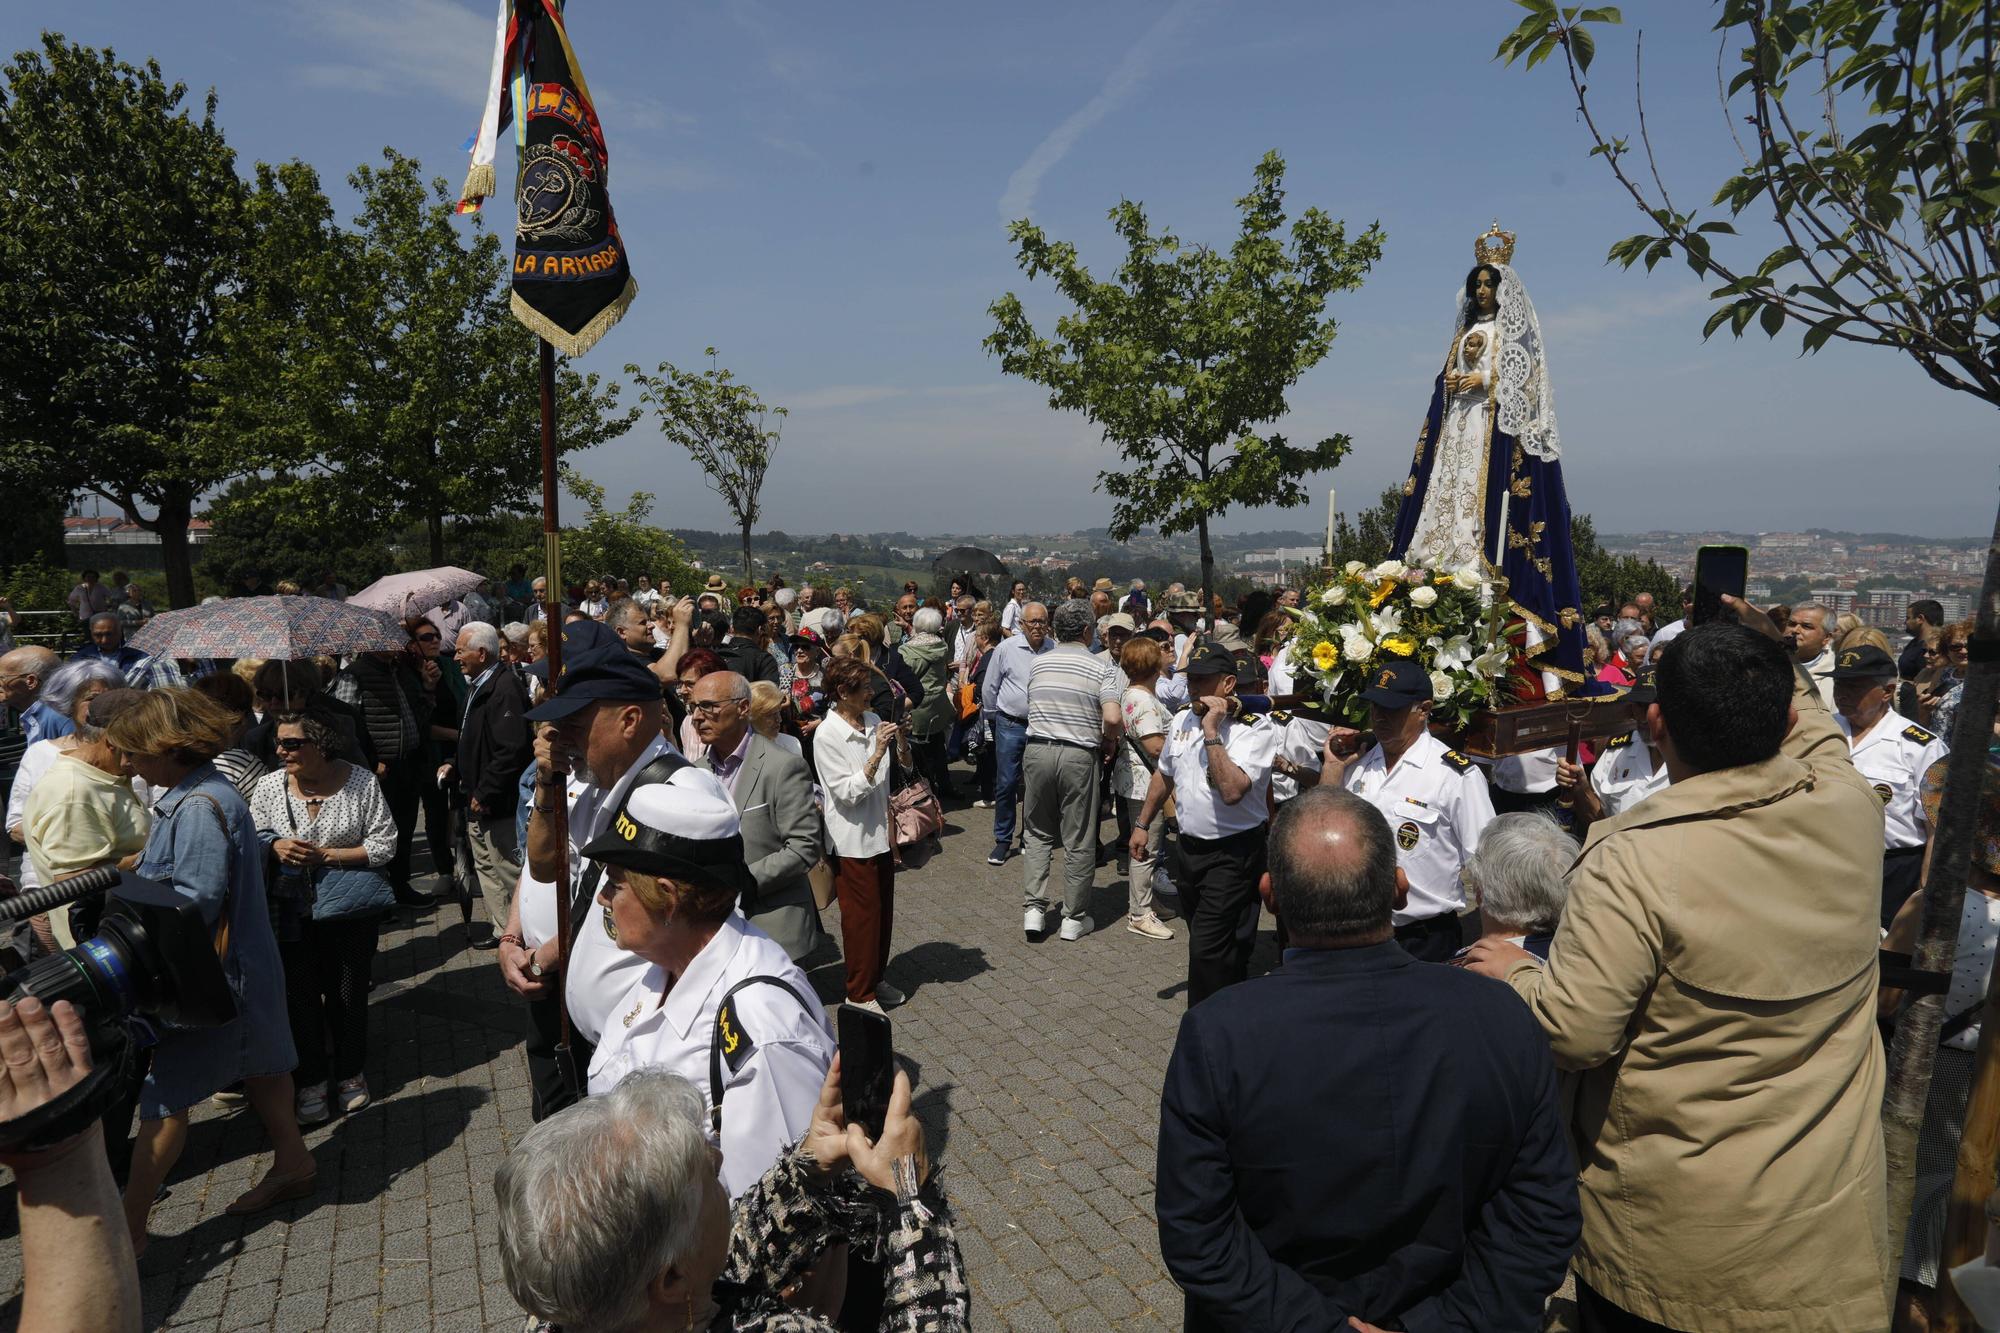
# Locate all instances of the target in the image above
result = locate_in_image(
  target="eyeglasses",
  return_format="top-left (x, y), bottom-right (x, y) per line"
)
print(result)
top-left (1947, 641), bottom-right (1970, 655)
top-left (689, 699), bottom-right (740, 717)
top-left (1021, 617), bottom-right (1050, 627)
top-left (275, 737), bottom-right (316, 752)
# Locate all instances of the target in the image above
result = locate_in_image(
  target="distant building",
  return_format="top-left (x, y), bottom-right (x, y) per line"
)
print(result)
top-left (62, 515), bottom-right (212, 572)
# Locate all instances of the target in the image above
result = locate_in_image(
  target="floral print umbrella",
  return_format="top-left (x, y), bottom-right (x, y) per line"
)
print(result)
top-left (129, 595), bottom-right (409, 660)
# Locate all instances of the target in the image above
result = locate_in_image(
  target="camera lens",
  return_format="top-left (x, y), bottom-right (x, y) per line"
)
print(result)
top-left (2, 932), bottom-right (144, 1019)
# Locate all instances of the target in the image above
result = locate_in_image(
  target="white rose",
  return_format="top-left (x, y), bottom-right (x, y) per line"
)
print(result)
top-left (1408, 585), bottom-right (1438, 609)
top-left (1430, 671), bottom-right (1455, 701)
top-left (1320, 585), bottom-right (1347, 607)
top-left (1451, 567), bottom-right (1481, 591)
top-left (1371, 559), bottom-right (1406, 581)
top-left (1341, 630), bottom-right (1373, 662)
top-left (1344, 560), bottom-right (1366, 575)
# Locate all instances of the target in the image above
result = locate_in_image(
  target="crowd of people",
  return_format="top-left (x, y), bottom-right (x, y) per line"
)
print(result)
top-left (0, 556), bottom-right (1993, 1331)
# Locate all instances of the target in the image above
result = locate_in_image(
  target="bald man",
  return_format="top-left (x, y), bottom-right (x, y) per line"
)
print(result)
top-left (0, 647), bottom-right (65, 744)
top-left (1157, 788), bottom-right (1577, 1331)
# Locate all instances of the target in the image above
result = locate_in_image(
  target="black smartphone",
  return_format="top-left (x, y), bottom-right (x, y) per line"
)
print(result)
top-left (1692, 545), bottom-right (1749, 626)
top-left (836, 1004), bottom-right (895, 1142)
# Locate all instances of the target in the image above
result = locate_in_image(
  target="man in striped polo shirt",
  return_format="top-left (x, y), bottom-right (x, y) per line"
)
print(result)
top-left (1022, 599), bottom-right (1121, 941)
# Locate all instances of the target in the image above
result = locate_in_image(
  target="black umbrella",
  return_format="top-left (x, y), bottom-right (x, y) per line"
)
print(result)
top-left (931, 546), bottom-right (1009, 578)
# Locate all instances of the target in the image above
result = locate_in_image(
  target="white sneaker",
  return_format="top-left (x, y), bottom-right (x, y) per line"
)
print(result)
top-left (1023, 906), bottom-right (1047, 937)
top-left (1128, 911), bottom-right (1174, 941)
top-left (849, 998), bottom-right (887, 1016)
top-left (874, 980), bottom-right (906, 1009)
top-left (1059, 914), bottom-right (1094, 942)
top-left (336, 1075), bottom-right (370, 1114)
top-left (296, 1083), bottom-right (331, 1127)
top-left (973, 798), bottom-right (994, 809)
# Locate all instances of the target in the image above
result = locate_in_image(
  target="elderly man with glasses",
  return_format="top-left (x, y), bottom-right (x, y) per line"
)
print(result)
top-left (687, 670), bottom-right (822, 960)
top-left (980, 602), bottom-right (1051, 867)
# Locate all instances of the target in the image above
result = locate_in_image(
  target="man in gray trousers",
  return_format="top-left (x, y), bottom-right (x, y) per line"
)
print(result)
top-left (1022, 599), bottom-right (1120, 942)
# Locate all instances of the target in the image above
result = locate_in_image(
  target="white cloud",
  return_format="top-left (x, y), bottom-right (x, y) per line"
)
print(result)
top-left (297, 0), bottom-right (492, 107)
top-left (998, 0), bottom-right (1213, 223)
top-left (1537, 283), bottom-right (1710, 342)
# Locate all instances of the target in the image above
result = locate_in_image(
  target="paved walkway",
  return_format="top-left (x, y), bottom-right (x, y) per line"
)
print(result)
top-left (0, 786), bottom-right (1266, 1331)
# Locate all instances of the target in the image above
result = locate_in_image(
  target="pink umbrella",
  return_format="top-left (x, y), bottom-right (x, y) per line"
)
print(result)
top-left (348, 567), bottom-right (486, 621)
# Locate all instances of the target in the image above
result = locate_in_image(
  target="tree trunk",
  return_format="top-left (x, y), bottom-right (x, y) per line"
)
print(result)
top-left (1882, 493), bottom-right (2000, 1314)
top-left (150, 489), bottom-right (197, 609)
top-left (741, 517), bottom-right (754, 586)
top-left (427, 510), bottom-right (445, 566)
top-left (1196, 513), bottom-right (1216, 637)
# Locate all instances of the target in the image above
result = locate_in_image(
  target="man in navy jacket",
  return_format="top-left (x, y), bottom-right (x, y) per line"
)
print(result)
top-left (1156, 787), bottom-right (1578, 1332)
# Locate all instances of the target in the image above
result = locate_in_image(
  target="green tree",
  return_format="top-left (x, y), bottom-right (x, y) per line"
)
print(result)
top-left (1328, 487), bottom-right (1408, 572)
top-left (200, 476), bottom-right (402, 592)
top-left (627, 350), bottom-right (787, 583)
top-left (0, 36), bottom-right (314, 606)
top-left (246, 151), bottom-right (637, 564)
top-left (1498, 1), bottom-right (2000, 1301)
top-left (557, 470), bottom-right (698, 593)
top-left (986, 152), bottom-right (1385, 616)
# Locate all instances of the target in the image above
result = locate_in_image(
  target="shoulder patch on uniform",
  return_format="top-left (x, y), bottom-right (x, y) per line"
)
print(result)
top-left (716, 998), bottom-right (756, 1074)
top-left (1604, 733), bottom-right (1633, 749)
top-left (1441, 749), bottom-right (1473, 770)
top-left (1269, 709), bottom-right (1291, 723)
top-left (1903, 723), bottom-right (1937, 745)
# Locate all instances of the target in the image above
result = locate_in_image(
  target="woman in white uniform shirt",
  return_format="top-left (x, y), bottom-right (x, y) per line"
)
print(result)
top-left (581, 761), bottom-right (834, 1199)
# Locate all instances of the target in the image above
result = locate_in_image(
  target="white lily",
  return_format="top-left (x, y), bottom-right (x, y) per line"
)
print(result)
top-left (1434, 634), bottom-right (1474, 672)
top-left (1369, 605), bottom-right (1404, 638)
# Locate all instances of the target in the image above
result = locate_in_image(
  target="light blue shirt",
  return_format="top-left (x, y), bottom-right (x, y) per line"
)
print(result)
top-left (981, 633), bottom-right (1050, 720)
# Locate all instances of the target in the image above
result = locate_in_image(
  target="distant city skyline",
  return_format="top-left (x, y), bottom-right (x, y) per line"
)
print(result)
top-left (21, 2), bottom-right (1996, 539)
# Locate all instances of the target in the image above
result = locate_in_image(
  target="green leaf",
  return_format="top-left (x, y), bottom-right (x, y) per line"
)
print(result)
top-left (1569, 25), bottom-right (1596, 72)
top-left (1759, 301), bottom-right (1786, 337)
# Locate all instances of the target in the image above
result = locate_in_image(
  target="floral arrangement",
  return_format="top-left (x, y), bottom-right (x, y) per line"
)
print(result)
top-left (1287, 559), bottom-right (1513, 731)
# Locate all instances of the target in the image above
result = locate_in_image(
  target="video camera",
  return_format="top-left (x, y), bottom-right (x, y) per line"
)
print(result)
top-left (0, 867), bottom-right (236, 1151)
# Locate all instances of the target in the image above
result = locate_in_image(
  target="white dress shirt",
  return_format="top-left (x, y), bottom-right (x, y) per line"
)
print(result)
top-left (1343, 729), bottom-right (1495, 925)
top-left (588, 913), bottom-right (834, 1197)
top-left (516, 733), bottom-right (678, 1044)
top-left (811, 709), bottom-right (890, 857)
top-left (1589, 730), bottom-right (1670, 818)
top-left (1485, 744), bottom-right (1562, 795)
top-left (1838, 709), bottom-right (1948, 850)
top-left (1155, 709), bottom-right (1280, 838)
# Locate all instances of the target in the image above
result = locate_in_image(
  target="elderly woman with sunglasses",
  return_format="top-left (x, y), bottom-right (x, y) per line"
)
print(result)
top-left (250, 712), bottom-right (397, 1126)
top-left (1921, 618), bottom-right (1976, 737)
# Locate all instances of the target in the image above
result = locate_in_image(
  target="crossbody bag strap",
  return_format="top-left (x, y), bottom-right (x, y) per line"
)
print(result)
top-left (182, 792), bottom-right (236, 964)
top-left (708, 974), bottom-right (820, 1135)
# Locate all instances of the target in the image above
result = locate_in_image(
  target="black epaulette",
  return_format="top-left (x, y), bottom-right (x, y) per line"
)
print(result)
top-left (1269, 709), bottom-right (1292, 723)
top-left (1903, 723), bottom-right (1938, 745)
top-left (1604, 732), bottom-right (1633, 750)
top-left (1441, 749), bottom-right (1473, 771)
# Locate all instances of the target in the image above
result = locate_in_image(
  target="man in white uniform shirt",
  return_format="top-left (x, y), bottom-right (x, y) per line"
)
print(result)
top-left (1555, 677), bottom-right (1671, 829)
top-left (1831, 644), bottom-right (1949, 929)
top-left (496, 620), bottom-right (679, 1120)
top-left (1131, 645), bottom-right (1280, 1005)
top-left (578, 758), bottom-right (832, 1198)
top-left (1322, 658), bottom-right (1495, 963)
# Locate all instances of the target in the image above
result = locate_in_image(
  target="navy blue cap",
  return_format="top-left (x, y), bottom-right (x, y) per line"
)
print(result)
top-left (1358, 657), bottom-right (1433, 709)
top-left (1829, 644), bottom-right (1896, 680)
top-left (524, 620), bottom-right (663, 721)
top-left (1184, 644), bottom-right (1239, 680)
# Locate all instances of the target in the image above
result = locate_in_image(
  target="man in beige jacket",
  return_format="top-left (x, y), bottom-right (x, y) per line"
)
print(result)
top-left (1465, 606), bottom-right (1888, 1332)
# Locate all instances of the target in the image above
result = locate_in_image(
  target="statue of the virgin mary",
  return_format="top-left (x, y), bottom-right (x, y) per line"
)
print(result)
top-left (1390, 224), bottom-right (1593, 699)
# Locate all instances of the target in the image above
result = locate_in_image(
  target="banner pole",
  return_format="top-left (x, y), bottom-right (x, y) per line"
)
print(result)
top-left (538, 336), bottom-right (573, 1060)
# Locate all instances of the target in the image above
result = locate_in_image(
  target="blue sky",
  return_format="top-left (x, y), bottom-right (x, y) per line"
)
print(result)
top-left (24, 1), bottom-right (1995, 537)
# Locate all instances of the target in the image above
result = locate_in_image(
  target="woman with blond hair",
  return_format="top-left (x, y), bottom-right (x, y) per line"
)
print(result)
top-left (747, 679), bottom-right (805, 761)
top-left (105, 688), bottom-right (316, 1252)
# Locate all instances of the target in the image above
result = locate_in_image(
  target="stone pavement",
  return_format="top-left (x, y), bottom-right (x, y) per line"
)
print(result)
top-left (0, 785), bottom-right (1275, 1331)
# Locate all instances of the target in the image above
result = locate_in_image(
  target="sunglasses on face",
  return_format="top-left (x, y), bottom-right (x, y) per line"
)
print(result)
top-left (275, 737), bottom-right (316, 752)
top-left (415, 631), bottom-right (441, 643)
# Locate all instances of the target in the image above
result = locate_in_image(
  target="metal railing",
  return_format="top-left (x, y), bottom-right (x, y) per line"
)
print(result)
top-left (9, 610), bottom-right (81, 656)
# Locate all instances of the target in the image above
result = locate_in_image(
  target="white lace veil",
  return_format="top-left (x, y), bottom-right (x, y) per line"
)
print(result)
top-left (1447, 262), bottom-right (1562, 461)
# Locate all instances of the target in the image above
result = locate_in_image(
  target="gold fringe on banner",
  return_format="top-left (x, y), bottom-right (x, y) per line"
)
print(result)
top-left (511, 275), bottom-right (639, 359)
top-left (458, 162), bottom-right (496, 213)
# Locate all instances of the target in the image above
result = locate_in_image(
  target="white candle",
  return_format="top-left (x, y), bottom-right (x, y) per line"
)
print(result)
top-left (1324, 488), bottom-right (1337, 557)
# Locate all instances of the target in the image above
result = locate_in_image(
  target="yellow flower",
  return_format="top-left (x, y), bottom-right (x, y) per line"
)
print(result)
top-left (1311, 640), bottom-right (1339, 671)
top-left (1368, 578), bottom-right (1400, 608)
top-left (1381, 634), bottom-right (1419, 658)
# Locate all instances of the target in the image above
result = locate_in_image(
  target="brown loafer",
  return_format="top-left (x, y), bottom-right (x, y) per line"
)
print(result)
top-left (226, 1167), bottom-right (318, 1216)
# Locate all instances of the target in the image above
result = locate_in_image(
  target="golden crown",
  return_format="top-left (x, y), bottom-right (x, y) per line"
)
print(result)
top-left (1474, 221), bottom-right (1516, 266)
